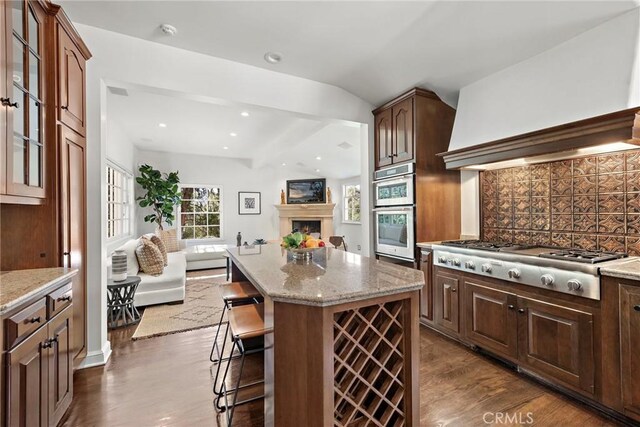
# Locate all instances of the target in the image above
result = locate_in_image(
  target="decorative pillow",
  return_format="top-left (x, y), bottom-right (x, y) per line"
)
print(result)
top-left (156, 228), bottom-right (180, 253)
top-left (149, 234), bottom-right (168, 266)
top-left (135, 237), bottom-right (164, 276)
top-left (114, 238), bottom-right (140, 276)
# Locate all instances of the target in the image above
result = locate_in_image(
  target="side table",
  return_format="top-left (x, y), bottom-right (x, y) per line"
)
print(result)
top-left (107, 276), bottom-right (141, 328)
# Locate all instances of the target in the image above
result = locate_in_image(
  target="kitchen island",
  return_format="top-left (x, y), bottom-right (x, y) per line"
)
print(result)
top-left (226, 245), bottom-right (425, 427)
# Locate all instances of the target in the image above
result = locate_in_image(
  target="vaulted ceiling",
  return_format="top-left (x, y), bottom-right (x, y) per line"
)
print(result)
top-left (61, 0), bottom-right (639, 106)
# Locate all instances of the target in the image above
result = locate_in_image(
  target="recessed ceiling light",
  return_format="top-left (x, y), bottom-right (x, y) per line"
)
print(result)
top-left (230, 132), bottom-right (237, 137)
top-left (315, 169), bottom-right (320, 172)
top-left (160, 23), bottom-right (178, 36)
top-left (281, 162), bottom-right (286, 166)
top-left (240, 111), bottom-right (249, 117)
top-left (315, 156), bottom-right (322, 160)
top-left (158, 123), bottom-right (167, 128)
top-left (264, 52), bottom-right (282, 64)
top-left (223, 146), bottom-right (229, 150)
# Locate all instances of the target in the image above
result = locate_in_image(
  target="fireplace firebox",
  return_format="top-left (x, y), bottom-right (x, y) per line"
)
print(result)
top-left (292, 220), bottom-right (322, 236)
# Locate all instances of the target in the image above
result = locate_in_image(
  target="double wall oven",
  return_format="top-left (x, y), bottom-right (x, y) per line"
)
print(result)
top-left (373, 163), bottom-right (416, 261)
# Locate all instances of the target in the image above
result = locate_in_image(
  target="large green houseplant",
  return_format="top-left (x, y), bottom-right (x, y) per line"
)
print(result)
top-left (136, 164), bottom-right (181, 230)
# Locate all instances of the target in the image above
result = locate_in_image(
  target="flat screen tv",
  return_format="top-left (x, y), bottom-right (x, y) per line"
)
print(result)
top-left (286, 178), bottom-right (326, 204)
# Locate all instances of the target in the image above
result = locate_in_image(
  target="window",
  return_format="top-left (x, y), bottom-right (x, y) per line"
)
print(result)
top-left (106, 162), bottom-right (133, 240)
top-left (179, 186), bottom-right (222, 239)
top-left (343, 184), bottom-right (361, 223)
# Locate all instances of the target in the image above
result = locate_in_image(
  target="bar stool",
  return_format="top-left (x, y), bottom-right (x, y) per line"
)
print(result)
top-left (214, 303), bottom-right (271, 426)
top-left (210, 281), bottom-right (262, 364)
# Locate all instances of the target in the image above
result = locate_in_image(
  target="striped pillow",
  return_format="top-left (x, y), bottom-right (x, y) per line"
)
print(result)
top-left (135, 237), bottom-right (164, 276)
top-left (149, 235), bottom-right (168, 266)
top-left (156, 228), bottom-right (179, 253)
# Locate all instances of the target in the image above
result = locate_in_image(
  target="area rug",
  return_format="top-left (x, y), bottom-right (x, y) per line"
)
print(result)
top-left (131, 270), bottom-right (228, 340)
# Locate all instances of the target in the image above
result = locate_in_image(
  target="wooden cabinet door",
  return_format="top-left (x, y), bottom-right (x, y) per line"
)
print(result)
top-left (619, 284), bottom-right (640, 420)
top-left (58, 27), bottom-right (86, 136)
top-left (464, 281), bottom-right (518, 359)
top-left (374, 109), bottom-right (393, 169)
top-left (517, 297), bottom-right (594, 395)
top-left (60, 126), bottom-right (86, 359)
top-left (434, 270), bottom-right (459, 335)
top-left (419, 250), bottom-right (433, 322)
top-left (6, 325), bottom-right (48, 427)
top-left (47, 306), bottom-right (73, 427)
top-left (391, 98), bottom-right (413, 164)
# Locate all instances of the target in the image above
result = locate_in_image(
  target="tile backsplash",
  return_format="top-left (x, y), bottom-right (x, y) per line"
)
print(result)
top-left (480, 149), bottom-right (640, 255)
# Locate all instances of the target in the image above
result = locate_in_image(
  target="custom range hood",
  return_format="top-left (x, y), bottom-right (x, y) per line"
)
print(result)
top-left (439, 107), bottom-right (640, 170)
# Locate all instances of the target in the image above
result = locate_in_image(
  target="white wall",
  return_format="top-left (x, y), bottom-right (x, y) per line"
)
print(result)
top-left (135, 150), bottom-right (344, 244)
top-left (77, 23), bottom-right (373, 367)
top-left (451, 7), bottom-right (640, 236)
top-left (334, 176), bottom-right (363, 253)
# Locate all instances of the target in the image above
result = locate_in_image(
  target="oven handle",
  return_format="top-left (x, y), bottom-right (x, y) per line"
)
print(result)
top-left (372, 174), bottom-right (414, 184)
top-left (372, 206), bottom-right (414, 212)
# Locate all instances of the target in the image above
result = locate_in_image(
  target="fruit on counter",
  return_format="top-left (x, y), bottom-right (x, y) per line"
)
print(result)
top-left (281, 232), bottom-right (326, 249)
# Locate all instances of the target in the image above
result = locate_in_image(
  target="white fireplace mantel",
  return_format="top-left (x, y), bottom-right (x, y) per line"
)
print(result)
top-left (274, 203), bottom-right (336, 238)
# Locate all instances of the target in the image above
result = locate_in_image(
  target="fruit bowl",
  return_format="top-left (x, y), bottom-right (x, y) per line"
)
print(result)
top-left (281, 232), bottom-right (326, 261)
top-left (287, 247), bottom-right (321, 260)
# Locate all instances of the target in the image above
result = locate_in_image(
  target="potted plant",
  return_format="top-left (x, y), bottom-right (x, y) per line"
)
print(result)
top-left (136, 164), bottom-right (181, 230)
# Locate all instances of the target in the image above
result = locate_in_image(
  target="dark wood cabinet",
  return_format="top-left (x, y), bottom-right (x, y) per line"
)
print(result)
top-left (57, 26), bottom-right (86, 136)
top-left (374, 108), bottom-right (392, 169)
top-left (60, 126), bottom-right (86, 359)
top-left (619, 284), bottom-right (640, 420)
top-left (3, 280), bottom-right (75, 427)
top-left (6, 324), bottom-right (49, 427)
top-left (419, 249), bottom-right (433, 322)
top-left (1, 0), bottom-right (48, 203)
top-left (391, 98), bottom-right (413, 164)
top-left (463, 280), bottom-right (518, 359)
top-left (47, 306), bottom-right (73, 427)
top-left (434, 270), bottom-right (459, 335)
top-left (517, 296), bottom-right (594, 395)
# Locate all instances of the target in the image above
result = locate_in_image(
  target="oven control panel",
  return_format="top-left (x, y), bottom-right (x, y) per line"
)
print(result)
top-left (432, 249), bottom-right (600, 300)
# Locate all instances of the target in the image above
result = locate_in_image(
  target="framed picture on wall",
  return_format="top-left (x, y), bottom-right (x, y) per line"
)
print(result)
top-left (238, 191), bottom-right (261, 215)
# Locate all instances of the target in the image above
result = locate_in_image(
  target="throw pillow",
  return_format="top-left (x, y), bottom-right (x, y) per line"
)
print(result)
top-left (149, 234), bottom-right (168, 266)
top-left (135, 237), bottom-right (164, 276)
top-left (157, 228), bottom-right (180, 253)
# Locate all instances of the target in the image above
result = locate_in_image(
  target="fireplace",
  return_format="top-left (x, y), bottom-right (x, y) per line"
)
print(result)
top-left (274, 203), bottom-right (336, 239)
top-left (292, 220), bottom-right (322, 236)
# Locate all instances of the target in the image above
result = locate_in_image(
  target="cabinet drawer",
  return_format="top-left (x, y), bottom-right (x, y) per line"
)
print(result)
top-left (47, 283), bottom-right (73, 319)
top-left (5, 298), bottom-right (47, 349)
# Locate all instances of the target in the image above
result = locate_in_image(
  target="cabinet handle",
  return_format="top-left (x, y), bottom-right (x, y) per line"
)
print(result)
top-left (507, 305), bottom-right (515, 310)
top-left (518, 308), bottom-right (525, 314)
top-left (42, 337), bottom-right (57, 348)
top-left (63, 252), bottom-right (70, 256)
top-left (451, 288), bottom-right (457, 293)
top-left (61, 105), bottom-right (69, 110)
top-left (57, 295), bottom-right (72, 302)
top-left (1, 97), bottom-right (19, 108)
top-left (634, 305), bottom-right (640, 312)
top-left (27, 316), bottom-right (41, 324)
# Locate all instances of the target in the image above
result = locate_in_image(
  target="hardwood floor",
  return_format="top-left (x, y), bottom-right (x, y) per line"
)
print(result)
top-left (61, 271), bottom-right (622, 427)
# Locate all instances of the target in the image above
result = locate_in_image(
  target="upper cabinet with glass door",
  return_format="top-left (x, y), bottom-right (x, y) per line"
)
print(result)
top-left (1, 0), bottom-right (47, 202)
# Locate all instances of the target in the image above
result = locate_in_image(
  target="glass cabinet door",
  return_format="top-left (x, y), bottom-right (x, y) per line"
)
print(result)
top-left (4, 0), bottom-right (45, 198)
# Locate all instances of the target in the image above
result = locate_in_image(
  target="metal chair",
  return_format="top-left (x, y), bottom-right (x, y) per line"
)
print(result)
top-left (209, 281), bottom-right (262, 367)
top-left (329, 235), bottom-right (348, 251)
top-left (214, 303), bottom-right (271, 426)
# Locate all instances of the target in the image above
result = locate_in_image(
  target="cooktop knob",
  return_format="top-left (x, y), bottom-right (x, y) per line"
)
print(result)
top-left (567, 279), bottom-right (583, 291)
top-left (438, 256), bottom-right (447, 264)
top-left (453, 258), bottom-right (461, 267)
top-left (508, 268), bottom-right (521, 279)
top-left (540, 274), bottom-right (555, 286)
top-left (481, 264), bottom-right (492, 273)
top-left (464, 260), bottom-right (476, 270)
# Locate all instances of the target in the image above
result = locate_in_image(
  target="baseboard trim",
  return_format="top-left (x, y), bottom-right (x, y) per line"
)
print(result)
top-left (76, 340), bottom-right (112, 369)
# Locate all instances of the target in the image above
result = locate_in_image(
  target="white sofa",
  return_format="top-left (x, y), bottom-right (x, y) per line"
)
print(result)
top-left (183, 244), bottom-right (231, 270)
top-left (114, 238), bottom-right (186, 307)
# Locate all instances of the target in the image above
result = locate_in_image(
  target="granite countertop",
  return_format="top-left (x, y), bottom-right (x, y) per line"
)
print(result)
top-left (0, 268), bottom-right (77, 316)
top-left (226, 245), bottom-right (424, 307)
top-left (417, 241), bottom-right (442, 250)
top-left (600, 258), bottom-right (640, 281)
